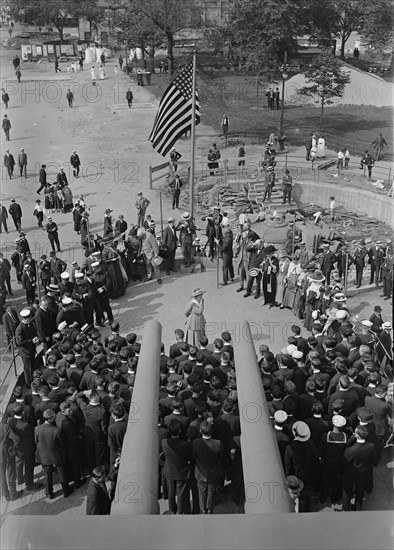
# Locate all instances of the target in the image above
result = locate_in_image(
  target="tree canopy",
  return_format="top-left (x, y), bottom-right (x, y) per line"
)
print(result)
top-left (11, 0), bottom-right (81, 41)
top-left (298, 49), bottom-right (351, 130)
top-left (127, 0), bottom-right (201, 74)
top-left (226, 0), bottom-right (310, 75)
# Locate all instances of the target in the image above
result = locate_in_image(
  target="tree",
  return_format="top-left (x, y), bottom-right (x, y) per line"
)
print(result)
top-left (117, 5), bottom-right (165, 71)
top-left (78, 0), bottom-right (105, 38)
top-left (128, 0), bottom-right (201, 74)
top-left (298, 50), bottom-right (351, 131)
top-left (359, 0), bottom-right (394, 53)
top-left (11, 0), bottom-right (80, 41)
top-left (225, 0), bottom-right (310, 75)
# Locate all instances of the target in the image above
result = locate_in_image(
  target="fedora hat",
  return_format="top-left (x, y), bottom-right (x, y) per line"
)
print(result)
top-left (309, 270), bottom-right (325, 283)
top-left (153, 256), bottom-right (163, 265)
top-left (286, 475), bottom-right (304, 493)
top-left (192, 288), bottom-right (206, 298)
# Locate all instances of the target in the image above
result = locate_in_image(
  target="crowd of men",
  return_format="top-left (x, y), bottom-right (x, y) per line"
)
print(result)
top-left (0, 270), bottom-right (392, 514)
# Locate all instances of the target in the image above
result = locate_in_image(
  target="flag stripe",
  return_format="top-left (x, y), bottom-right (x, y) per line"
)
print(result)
top-left (148, 63), bottom-right (200, 157)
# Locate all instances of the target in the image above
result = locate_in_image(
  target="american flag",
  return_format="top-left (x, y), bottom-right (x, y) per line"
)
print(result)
top-left (148, 63), bottom-right (200, 157)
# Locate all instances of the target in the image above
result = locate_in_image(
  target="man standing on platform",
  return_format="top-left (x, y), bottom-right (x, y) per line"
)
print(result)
top-left (135, 192), bottom-right (150, 227)
top-left (170, 174), bottom-right (183, 209)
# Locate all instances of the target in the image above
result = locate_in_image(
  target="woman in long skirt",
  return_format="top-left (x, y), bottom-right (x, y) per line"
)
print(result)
top-left (62, 184), bottom-right (73, 213)
top-left (73, 204), bottom-right (82, 234)
top-left (103, 210), bottom-right (113, 237)
top-left (304, 270), bottom-right (326, 331)
top-left (102, 241), bottom-right (126, 298)
top-left (99, 65), bottom-right (105, 80)
top-left (281, 258), bottom-right (302, 310)
top-left (262, 256), bottom-right (279, 308)
top-left (185, 288), bottom-right (206, 346)
top-left (277, 253), bottom-right (290, 307)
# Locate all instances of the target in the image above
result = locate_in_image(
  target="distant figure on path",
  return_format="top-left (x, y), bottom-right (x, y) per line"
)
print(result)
top-left (372, 133), bottom-right (389, 161)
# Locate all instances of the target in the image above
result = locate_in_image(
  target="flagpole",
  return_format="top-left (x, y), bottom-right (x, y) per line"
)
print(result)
top-left (190, 50), bottom-right (197, 220)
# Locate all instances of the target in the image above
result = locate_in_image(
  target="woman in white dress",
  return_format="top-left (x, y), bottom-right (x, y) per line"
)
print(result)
top-left (99, 65), bottom-right (105, 80)
top-left (316, 135), bottom-right (326, 158)
top-left (90, 66), bottom-right (96, 83)
top-left (185, 288), bottom-right (206, 346)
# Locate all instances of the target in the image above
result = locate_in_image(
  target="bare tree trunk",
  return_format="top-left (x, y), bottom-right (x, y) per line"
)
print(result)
top-left (319, 99), bottom-right (324, 132)
top-left (166, 30), bottom-right (175, 74)
top-left (149, 38), bottom-right (155, 72)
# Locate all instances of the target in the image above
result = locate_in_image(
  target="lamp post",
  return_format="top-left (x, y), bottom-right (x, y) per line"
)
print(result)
top-left (279, 51), bottom-right (288, 136)
top-left (279, 70), bottom-right (288, 136)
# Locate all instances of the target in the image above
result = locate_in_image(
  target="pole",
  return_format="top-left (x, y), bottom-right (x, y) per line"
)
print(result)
top-left (159, 191), bottom-right (163, 239)
top-left (291, 221), bottom-right (295, 257)
top-left (279, 51), bottom-right (287, 136)
top-left (344, 252), bottom-right (349, 292)
top-left (36, 261), bottom-right (41, 301)
top-left (189, 50), bottom-right (197, 220)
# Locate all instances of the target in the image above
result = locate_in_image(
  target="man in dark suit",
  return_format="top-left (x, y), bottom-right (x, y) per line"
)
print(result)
top-left (8, 198), bottom-right (22, 230)
top-left (76, 390), bottom-right (109, 470)
top-left (35, 297), bottom-right (55, 351)
top-left (162, 419), bottom-right (192, 514)
top-left (2, 304), bottom-right (20, 344)
top-left (169, 174), bottom-right (183, 209)
top-left (320, 243), bottom-right (336, 285)
top-left (15, 309), bottom-right (39, 387)
top-left (342, 425), bottom-right (375, 511)
top-left (7, 404), bottom-right (42, 492)
top-left (163, 217), bottom-right (178, 274)
top-left (328, 376), bottom-right (359, 419)
top-left (107, 403), bottom-right (128, 466)
top-left (169, 329), bottom-right (187, 359)
top-left (4, 149), bottom-right (15, 179)
top-left (86, 465), bottom-right (111, 514)
top-left (192, 419), bottom-right (224, 514)
top-left (36, 164), bottom-right (47, 194)
top-left (354, 240), bottom-right (368, 288)
top-left (365, 385), bottom-right (391, 463)
top-left (104, 321), bottom-right (126, 351)
top-left (0, 202), bottom-right (9, 233)
top-left (70, 151), bottom-right (81, 178)
top-left (164, 399), bottom-right (190, 438)
top-left (56, 401), bottom-right (86, 488)
top-left (34, 408), bottom-right (73, 498)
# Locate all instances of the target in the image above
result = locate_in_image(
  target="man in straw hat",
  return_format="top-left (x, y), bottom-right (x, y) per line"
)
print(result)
top-left (176, 212), bottom-right (196, 268)
top-left (284, 420), bottom-right (319, 494)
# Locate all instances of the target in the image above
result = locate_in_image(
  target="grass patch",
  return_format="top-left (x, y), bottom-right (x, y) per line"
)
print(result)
top-left (148, 71), bottom-right (393, 159)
